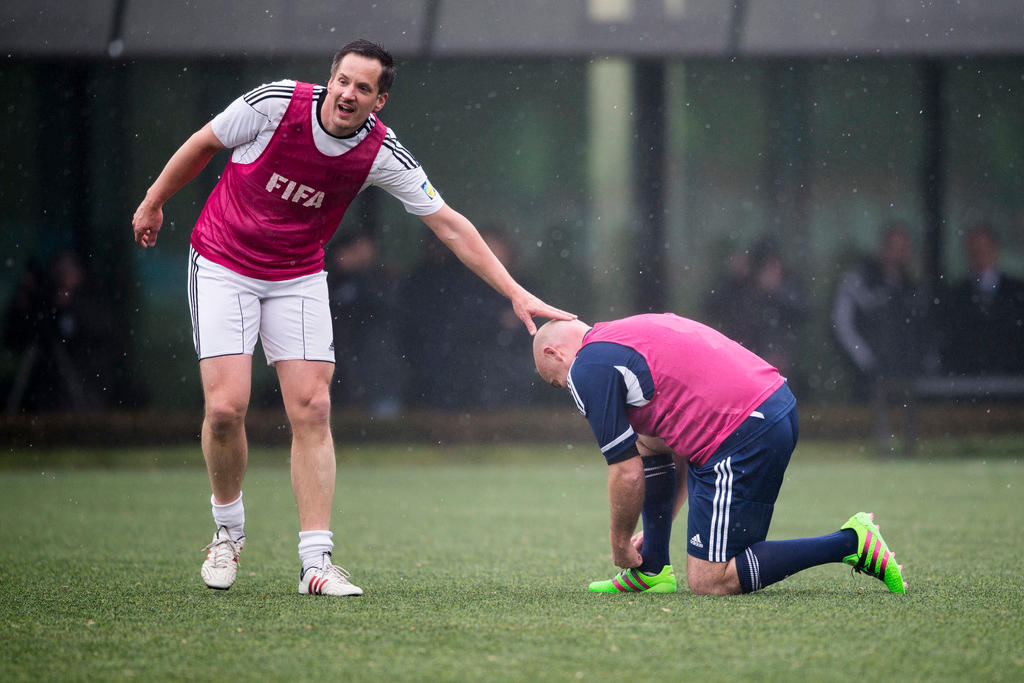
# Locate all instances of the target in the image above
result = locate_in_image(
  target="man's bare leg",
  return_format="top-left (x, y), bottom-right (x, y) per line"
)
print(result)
top-left (276, 359), bottom-right (336, 531)
top-left (276, 359), bottom-right (361, 596)
top-left (200, 354), bottom-right (252, 504)
top-left (198, 354), bottom-right (252, 589)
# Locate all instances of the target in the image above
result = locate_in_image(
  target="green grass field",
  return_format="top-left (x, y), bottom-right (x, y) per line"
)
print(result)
top-left (1, 440), bottom-right (1022, 682)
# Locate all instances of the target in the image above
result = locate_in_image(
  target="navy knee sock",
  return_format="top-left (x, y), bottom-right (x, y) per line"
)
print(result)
top-left (638, 454), bottom-right (676, 574)
top-left (734, 529), bottom-right (858, 593)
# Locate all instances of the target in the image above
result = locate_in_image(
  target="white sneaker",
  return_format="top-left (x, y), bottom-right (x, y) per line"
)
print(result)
top-left (298, 555), bottom-right (363, 596)
top-left (201, 526), bottom-right (244, 590)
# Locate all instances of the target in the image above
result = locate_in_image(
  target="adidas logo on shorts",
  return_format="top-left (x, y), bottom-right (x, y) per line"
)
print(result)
top-left (689, 534), bottom-right (704, 549)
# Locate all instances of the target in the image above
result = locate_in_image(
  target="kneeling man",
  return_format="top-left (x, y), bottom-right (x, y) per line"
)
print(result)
top-left (533, 313), bottom-right (906, 595)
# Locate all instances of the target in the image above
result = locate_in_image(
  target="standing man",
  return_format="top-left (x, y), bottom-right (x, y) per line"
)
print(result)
top-left (533, 314), bottom-right (906, 595)
top-left (132, 39), bottom-right (573, 596)
top-left (941, 224), bottom-right (1024, 375)
top-left (832, 223), bottom-right (932, 454)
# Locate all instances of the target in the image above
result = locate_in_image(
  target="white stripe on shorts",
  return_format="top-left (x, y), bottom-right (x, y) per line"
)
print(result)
top-left (188, 249), bottom-right (201, 356)
top-left (709, 456), bottom-right (734, 562)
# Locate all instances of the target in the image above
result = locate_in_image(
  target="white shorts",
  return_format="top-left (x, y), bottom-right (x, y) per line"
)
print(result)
top-left (187, 248), bottom-right (335, 365)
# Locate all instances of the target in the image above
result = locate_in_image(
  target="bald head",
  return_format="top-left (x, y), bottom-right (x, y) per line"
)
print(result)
top-left (533, 319), bottom-right (591, 389)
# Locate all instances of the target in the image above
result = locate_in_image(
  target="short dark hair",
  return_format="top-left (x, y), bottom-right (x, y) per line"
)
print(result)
top-left (331, 39), bottom-right (396, 94)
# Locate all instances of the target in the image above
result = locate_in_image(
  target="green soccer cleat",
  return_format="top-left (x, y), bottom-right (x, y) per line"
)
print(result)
top-left (841, 512), bottom-right (907, 594)
top-left (588, 565), bottom-right (676, 594)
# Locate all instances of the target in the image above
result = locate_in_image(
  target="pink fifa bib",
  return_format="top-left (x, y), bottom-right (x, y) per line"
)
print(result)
top-left (191, 82), bottom-right (387, 280)
top-left (583, 314), bottom-right (784, 465)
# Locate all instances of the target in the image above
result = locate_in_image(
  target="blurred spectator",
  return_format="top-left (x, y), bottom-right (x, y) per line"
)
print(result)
top-left (400, 227), bottom-right (536, 409)
top-left (477, 230), bottom-right (540, 406)
top-left (705, 237), bottom-right (809, 378)
top-left (326, 231), bottom-right (405, 418)
top-left (3, 249), bottom-right (121, 413)
top-left (832, 223), bottom-right (933, 397)
top-left (940, 224), bottom-right (1024, 375)
top-left (832, 223), bottom-right (934, 455)
top-left (703, 245), bottom-right (750, 340)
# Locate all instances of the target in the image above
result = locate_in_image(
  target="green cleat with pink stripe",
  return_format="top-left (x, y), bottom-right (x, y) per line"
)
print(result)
top-left (588, 565), bottom-right (676, 594)
top-left (841, 512), bottom-right (907, 594)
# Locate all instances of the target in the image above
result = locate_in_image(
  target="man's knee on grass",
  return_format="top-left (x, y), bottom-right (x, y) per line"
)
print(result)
top-left (686, 555), bottom-right (742, 595)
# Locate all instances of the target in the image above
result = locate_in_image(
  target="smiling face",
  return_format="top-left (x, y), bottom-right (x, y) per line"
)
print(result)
top-left (321, 53), bottom-right (388, 137)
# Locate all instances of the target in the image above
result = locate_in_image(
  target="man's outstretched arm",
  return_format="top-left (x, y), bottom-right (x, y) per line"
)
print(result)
top-left (420, 204), bottom-right (574, 334)
top-left (132, 122), bottom-right (226, 248)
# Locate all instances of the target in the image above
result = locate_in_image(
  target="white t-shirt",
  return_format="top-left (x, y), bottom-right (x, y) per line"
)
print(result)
top-left (211, 79), bottom-right (444, 217)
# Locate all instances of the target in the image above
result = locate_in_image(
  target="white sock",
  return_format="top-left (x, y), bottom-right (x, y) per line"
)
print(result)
top-left (211, 493), bottom-right (245, 541)
top-left (298, 530), bottom-right (334, 573)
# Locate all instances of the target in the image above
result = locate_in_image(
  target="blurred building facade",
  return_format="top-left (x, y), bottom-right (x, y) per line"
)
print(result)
top-left (2, 1), bottom-right (1023, 410)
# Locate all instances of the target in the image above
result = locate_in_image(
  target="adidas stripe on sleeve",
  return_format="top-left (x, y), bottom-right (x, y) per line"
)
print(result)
top-left (211, 80), bottom-right (295, 162)
top-left (365, 128), bottom-right (445, 216)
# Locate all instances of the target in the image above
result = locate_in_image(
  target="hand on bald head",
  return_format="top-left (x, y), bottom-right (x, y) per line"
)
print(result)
top-left (533, 319), bottom-right (590, 388)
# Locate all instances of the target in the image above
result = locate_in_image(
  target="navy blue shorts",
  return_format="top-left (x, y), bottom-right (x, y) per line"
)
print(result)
top-left (686, 383), bottom-right (798, 562)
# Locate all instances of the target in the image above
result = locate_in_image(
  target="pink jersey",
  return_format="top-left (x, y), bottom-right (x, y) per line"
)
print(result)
top-left (583, 313), bottom-right (784, 465)
top-left (190, 81), bottom-right (387, 281)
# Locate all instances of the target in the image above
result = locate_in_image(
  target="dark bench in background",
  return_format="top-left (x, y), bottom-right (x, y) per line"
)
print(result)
top-left (899, 375), bottom-right (1024, 455)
